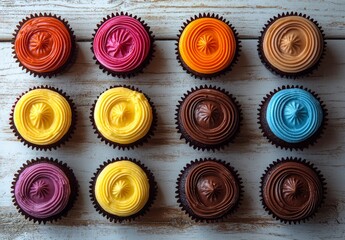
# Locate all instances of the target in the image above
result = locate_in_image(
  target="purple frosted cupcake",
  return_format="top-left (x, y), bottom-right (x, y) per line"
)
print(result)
top-left (11, 158), bottom-right (78, 223)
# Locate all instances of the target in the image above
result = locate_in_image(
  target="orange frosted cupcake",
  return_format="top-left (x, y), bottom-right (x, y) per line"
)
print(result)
top-left (12, 13), bottom-right (76, 78)
top-left (176, 13), bottom-right (240, 79)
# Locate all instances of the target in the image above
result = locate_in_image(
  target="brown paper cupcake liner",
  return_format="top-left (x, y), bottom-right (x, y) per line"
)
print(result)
top-left (257, 85), bottom-right (327, 151)
top-left (90, 85), bottom-right (157, 149)
top-left (258, 12), bottom-right (326, 79)
top-left (12, 13), bottom-right (77, 78)
top-left (91, 12), bottom-right (155, 78)
top-left (11, 157), bottom-right (79, 224)
top-left (89, 157), bottom-right (157, 223)
top-left (175, 85), bottom-right (242, 151)
top-left (176, 13), bottom-right (241, 79)
top-left (9, 86), bottom-right (77, 151)
top-left (260, 157), bottom-right (326, 224)
top-left (176, 158), bottom-right (243, 223)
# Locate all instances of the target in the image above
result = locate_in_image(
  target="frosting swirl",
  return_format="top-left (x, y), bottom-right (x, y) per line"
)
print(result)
top-left (13, 88), bottom-right (72, 146)
top-left (93, 87), bottom-right (153, 145)
top-left (14, 16), bottom-right (72, 73)
top-left (266, 88), bottom-right (323, 143)
top-left (179, 88), bottom-right (240, 146)
top-left (94, 160), bottom-right (150, 217)
top-left (262, 16), bottom-right (323, 73)
top-left (185, 161), bottom-right (240, 219)
top-left (179, 17), bottom-right (237, 74)
top-left (14, 162), bottom-right (71, 219)
top-left (93, 15), bottom-right (151, 73)
top-left (262, 161), bottom-right (323, 221)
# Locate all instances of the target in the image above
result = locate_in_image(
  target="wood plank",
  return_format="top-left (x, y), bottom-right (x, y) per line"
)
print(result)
top-left (1, 0), bottom-right (345, 41)
top-left (0, 40), bottom-right (345, 239)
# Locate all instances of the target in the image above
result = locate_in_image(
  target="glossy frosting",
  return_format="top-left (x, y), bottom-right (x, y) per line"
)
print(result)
top-left (94, 87), bottom-right (153, 145)
top-left (185, 161), bottom-right (240, 219)
top-left (14, 17), bottom-right (72, 73)
top-left (179, 18), bottom-right (237, 74)
top-left (262, 161), bottom-right (323, 221)
top-left (262, 16), bottom-right (323, 73)
top-left (266, 88), bottom-right (322, 143)
top-left (179, 88), bottom-right (239, 146)
top-left (14, 162), bottom-right (71, 219)
top-left (93, 15), bottom-right (151, 72)
top-left (14, 89), bottom-right (72, 145)
top-left (94, 160), bottom-right (150, 217)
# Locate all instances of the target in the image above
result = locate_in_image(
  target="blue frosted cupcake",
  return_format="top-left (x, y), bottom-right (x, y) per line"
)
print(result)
top-left (258, 86), bottom-right (327, 150)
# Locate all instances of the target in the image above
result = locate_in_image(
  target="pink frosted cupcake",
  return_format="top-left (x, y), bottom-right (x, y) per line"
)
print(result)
top-left (91, 12), bottom-right (155, 78)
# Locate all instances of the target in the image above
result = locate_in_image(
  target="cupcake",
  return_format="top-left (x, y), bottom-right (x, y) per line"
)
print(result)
top-left (176, 13), bottom-right (240, 79)
top-left (175, 85), bottom-right (242, 151)
top-left (11, 157), bottom-right (79, 223)
top-left (10, 86), bottom-right (77, 150)
top-left (260, 157), bottom-right (326, 223)
top-left (90, 85), bottom-right (156, 149)
top-left (12, 13), bottom-right (76, 78)
top-left (90, 157), bottom-right (157, 222)
top-left (91, 12), bottom-right (155, 78)
top-left (176, 158), bottom-right (243, 222)
top-left (258, 85), bottom-right (327, 150)
top-left (258, 12), bottom-right (326, 78)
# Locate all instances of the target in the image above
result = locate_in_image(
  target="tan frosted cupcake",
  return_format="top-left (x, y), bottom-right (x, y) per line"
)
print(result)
top-left (258, 12), bottom-right (326, 78)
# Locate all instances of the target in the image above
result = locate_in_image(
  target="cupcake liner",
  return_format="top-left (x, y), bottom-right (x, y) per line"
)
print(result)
top-left (12, 13), bottom-right (77, 78)
top-left (11, 157), bottom-right (79, 224)
top-left (9, 85), bottom-right (77, 151)
top-left (257, 85), bottom-right (327, 151)
top-left (89, 157), bottom-right (157, 223)
top-left (91, 12), bottom-right (155, 78)
top-left (90, 85), bottom-right (157, 149)
top-left (176, 13), bottom-right (241, 79)
top-left (176, 158), bottom-right (243, 223)
top-left (175, 85), bottom-right (242, 151)
top-left (260, 157), bottom-right (326, 224)
top-left (258, 12), bottom-right (326, 79)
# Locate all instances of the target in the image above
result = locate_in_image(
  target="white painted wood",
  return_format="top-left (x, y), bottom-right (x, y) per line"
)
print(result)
top-left (0, 0), bottom-right (345, 40)
top-left (0, 40), bottom-right (345, 239)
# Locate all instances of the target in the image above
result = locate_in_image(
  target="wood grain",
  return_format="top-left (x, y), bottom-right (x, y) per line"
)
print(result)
top-left (1, 0), bottom-right (345, 40)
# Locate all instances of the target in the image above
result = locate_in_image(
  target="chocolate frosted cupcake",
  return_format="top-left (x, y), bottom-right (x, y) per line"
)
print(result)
top-left (176, 158), bottom-right (243, 222)
top-left (10, 86), bottom-right (77, 150)
top-left (90, 85), bottom-right (156, 149)
top-left (91, 12), bottom-right (155, 78)
top-left (260, 157), bottom-right (326, 223)
top-left (258, 12), bottom-right (326, 78)
top-left (90, 157), bottom-right (157, 222)
top-left (11, 157), bottom-right (78, 223)
top-left (176, 85), bottom-right (241, 151)
top-left (258, 86), bottom-right (327, 150)
top-left (12, 13), bottom-right (76, 78)
top-left (176, 13), bottom-right (240, 79)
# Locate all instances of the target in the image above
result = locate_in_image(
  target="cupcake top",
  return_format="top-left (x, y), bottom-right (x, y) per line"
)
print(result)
top-left (93, 86), bottom-right (153, 146)
top-left (13, 88), bottom-right (73, 147)
top-left (261, 158), bottom-right (325, 222)
top-left (266, 88), bottom-right (323, 143)
top-left (92, 14), bottom-right (152, 75)
top-left (178, 15), bottom-right (238, 78)
top-left (177, 159), bottom-right (242, 221)
top-left (13, 15), bottom-right (73, 75)
top-left (13, 161), bottom-right (71, 219)
top-left (260, 14), bottom-right (324, 76)
top-left (177, 86), bottom-right (241, 150)
top-left (94, 160), bottom-right (150, 217)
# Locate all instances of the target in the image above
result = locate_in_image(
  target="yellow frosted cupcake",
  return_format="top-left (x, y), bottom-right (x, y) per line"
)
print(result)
top-left (177, 13), bottom-right (241, 79)
top-left (90, 86), bottom-right (157, 149)
top-left (10, 86), bottom-right (76, 150)
top-left (90, 157), bottom-right (157, 222)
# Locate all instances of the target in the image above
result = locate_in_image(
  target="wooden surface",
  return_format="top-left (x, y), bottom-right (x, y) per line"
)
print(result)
top-left (1, 1), bottom-right (345, 239)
